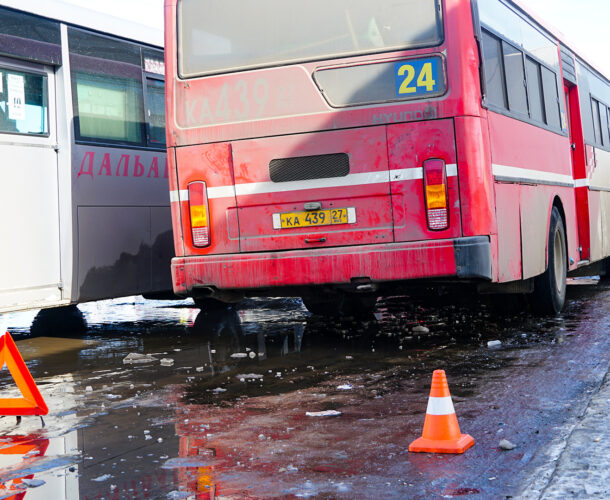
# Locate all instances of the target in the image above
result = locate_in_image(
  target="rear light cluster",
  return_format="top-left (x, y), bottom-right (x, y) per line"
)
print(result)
top-left (423, 159), bottom-right (449, 231)
top-left (188, 181), bottom-right (210, 247)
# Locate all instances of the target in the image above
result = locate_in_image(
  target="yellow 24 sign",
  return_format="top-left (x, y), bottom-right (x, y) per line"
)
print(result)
top-left (395, 59), bottom-right (439, 96)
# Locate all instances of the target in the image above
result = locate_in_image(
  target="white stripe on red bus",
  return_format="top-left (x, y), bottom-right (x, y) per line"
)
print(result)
top-left (170, 164), bottom-right (458, 202)
top-left (492, 164), bottom-right (575, 187)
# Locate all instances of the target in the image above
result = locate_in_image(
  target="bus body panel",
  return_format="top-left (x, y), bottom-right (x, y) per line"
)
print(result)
top-left (175, 142), bottom-right (239, 256)
top-left (166, 0), bottom-right (482, 148)
top-left (454, 116), bottom-right (497, 239)
top-left (230, 127), bottom-right (393, 253)
top-left (71, 144), bottom-right (171, 302)
top-left (164, 0), bottom-right (495, 298)
top-left (0, 4), bottom-right (172, 313)
top-left (587, 149), bottom-right (610, 262)
top-left (0, 58), bottom-right (64, 312)
top-left (596, 151), bottom-right (610, 258)
top-left (167, 147), bottom-right (185, 258)
top-left (171, 237), bottom-right (492, 294)
top-left (388, 119), bottom-right (462, 242)
top-left (487, 110), bottom-right (580, 280)
top-left (166, 0), bottom-right (610, 304)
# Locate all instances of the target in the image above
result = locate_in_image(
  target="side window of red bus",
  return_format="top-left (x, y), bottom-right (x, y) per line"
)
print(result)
top-left (601, 104), bottom-right (610, 146)
top-left (481, 28), bottom-right (562, 132)
top-left (502, 41), bottom-right (528, 117)
top-left (0, 68), bottom-right (48, 136)
top-left (591, 98), bottom-right (601, 144)
top-left (606, 104), bottom-right (610, 144)
top-left (525, 58), bottom-right (545, 123)
top-left (481, 31), bottom-right (507, 110)
top-left (540, 66), bottom-right (561, 130)
top-left (591, 98), bottom-right (604, 146)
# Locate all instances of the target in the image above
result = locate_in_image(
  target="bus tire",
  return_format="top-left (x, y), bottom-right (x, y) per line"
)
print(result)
top-left (30, 305), bottom-right (87, 337)
top-left (302, 293), bottom-right (377, 317)
top-left (599, 257), bottom-right (610, 282)
top-left (193, 297), bottom-right (232, 311)
top-left (532, 207), bottom-right (567, 314)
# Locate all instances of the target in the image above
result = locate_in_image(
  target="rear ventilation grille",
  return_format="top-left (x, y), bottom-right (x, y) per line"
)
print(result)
top-left (269, 153), bottom-right (349, 183)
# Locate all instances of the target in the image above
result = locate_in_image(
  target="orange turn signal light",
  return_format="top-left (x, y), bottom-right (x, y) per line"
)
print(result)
top-left (188, 181), bottom-right (210, 247)
top-left (423, 159), bottom-right (449, 231)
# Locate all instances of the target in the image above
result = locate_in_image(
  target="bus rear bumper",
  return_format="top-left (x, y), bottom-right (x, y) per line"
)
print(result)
top-left (171, 236), bottom-right (492, 295)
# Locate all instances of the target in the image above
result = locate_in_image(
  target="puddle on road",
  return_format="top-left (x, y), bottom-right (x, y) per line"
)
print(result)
top-left (0, 284), bottom-right (608, 498)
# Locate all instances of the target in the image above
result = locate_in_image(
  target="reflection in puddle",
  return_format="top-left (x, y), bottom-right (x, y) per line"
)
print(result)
top-left (0, 285), bottom-right (607, 498)
top-left (0, 434), bottom-right (49, 498)
top-left (0, 432), bottom-right (78, 500)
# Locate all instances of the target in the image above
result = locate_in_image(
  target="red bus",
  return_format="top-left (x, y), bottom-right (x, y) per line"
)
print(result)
top-left (164, 0), bottom-right (610, 315)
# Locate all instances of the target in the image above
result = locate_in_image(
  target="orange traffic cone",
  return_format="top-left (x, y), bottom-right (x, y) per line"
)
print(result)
top-left (409, 370), bottom-right (474, 453)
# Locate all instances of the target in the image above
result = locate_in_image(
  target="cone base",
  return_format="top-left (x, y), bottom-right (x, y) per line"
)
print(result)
top-left (408, 433), bottom-right (475, 454)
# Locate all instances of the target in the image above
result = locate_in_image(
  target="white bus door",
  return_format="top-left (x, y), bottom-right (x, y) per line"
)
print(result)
top-left (0, 59), bottom-right (63, 312)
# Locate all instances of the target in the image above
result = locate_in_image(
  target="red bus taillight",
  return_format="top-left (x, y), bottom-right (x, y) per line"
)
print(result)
top-left (423, 159), bottom-right (449, 231)
top-left (188, 181), bottom-right (210, 247)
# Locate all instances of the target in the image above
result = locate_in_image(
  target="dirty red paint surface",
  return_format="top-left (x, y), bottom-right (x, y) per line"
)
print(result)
top-left (165, 0), bottom-right (609, 302)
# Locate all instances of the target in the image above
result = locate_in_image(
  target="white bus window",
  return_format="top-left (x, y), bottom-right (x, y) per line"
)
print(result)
top-left (68, 28), bottom-right (145, 146)
top-left (0, 69), bottom-right (48, 135)
top-left (145, 77), bottom-right (165, 146)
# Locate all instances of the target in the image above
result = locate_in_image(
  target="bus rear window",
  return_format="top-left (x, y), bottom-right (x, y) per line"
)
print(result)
top-left (178, 0), bottom-right (443, 78)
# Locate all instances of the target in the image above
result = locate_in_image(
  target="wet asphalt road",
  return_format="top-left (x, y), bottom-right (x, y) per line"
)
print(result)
top-left (0, 280), bottom-right (608, 499)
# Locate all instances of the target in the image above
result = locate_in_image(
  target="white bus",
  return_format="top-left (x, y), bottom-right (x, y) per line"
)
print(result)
top-left (0, 0), bottom-right (172, 314)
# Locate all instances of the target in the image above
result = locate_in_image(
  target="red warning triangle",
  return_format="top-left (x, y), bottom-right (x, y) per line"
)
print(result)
top-left (0, 332), bottom-right (48, 416)
top-left (0, 435), bottom-right (49, 500)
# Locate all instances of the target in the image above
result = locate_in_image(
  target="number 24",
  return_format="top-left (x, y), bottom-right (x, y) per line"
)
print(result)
top-left (397, 62), bottom-right (436, 94)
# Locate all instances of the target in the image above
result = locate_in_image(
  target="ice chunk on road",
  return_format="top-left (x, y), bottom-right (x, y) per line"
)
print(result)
top-left (306, 410), bottom-right (342, 417)
top-left (162, 457), bottom-right (216, 469)
top-left (123, 353), bottom-right (157, 364)
top-left (167, 491), bottom-right (191, 500)
top-left (236, 373), bottom-right (263, 381)
top-left (487, 340), bottom-right (502, 348)
top-left (91, 474), bottom-right (112, 482)
top-left (499, 439), bottom-right (517, 450)
top-left (160, 358), bottom-right (175, 366)
top-left (412, 325), bottom-right (430, 333)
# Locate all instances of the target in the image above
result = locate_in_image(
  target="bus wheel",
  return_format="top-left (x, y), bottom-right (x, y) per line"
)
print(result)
top-left (533, 207), bottom-right (567, 314)
top-left (193, 297), bottom-right (232, 311)
top-left (30, 305), bottom-right (87, 336)
top-left (302, 293), bottom-right (377, 317)
top-left (599, 257), bottom-right (610, 282)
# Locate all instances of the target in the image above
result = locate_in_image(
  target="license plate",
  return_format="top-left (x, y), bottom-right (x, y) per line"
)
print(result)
top-left (273, 207), bottom-right (356, 229)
